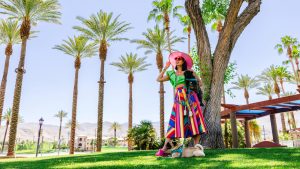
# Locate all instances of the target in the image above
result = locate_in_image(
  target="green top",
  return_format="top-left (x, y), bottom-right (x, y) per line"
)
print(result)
top-left (166, 70), bottom-right (185, 87)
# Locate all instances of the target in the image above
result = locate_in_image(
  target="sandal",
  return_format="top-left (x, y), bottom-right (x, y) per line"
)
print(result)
top-left (155, 149), bottom-right (168, 157)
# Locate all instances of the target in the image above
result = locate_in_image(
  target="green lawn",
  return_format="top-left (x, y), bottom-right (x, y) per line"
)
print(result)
top-left (0, 148), bottom-right (299, 169)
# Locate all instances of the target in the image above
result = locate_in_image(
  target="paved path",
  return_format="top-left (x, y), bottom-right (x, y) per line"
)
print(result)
top-left (0, 151), bottom-right (92, 158)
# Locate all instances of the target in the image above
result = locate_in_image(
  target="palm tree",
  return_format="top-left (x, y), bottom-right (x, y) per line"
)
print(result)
top-left (256, 83), bottom-right (274, 100)
top-left (109, 122), bottom-right (121, 147)
top-left (54, 110), bottom-right (68, 155)
top-left (0, 19), bottom-right (20, 126)
top-left (73, 11), bottom-right (131, 152)
top-left (111, 53), bottom-right (151, 150)
top-left (202, 0), bottom-right (230, 34)
top-left (1, 108), bottom-right (11, 153)
top-left (1, 108), bottom-right (23, 153)
top-left (148, 0), bottom-right (181, 53)
top-left (231, 74), bottom-right (259, 104)
top-left (54, 36), bottom-right (97, 155)
top-left (276, 66), bottom-right (296, 129)
top-left (282, 92), bottom-right (297, 129)
top-left (276, 66), bottom-right (292, 94)
top-left (0, 0), bottom-right (61, 157)
top-left (259, 66), bottom-right (281, 98)
top-left (259, 65), bottom-right (287, 133)
top-left (131, 25), bottom-right (184, 139)
top-left (173, 7), bottom-right (192, 53)
top-left (275, 36), bottom-right (299, 84)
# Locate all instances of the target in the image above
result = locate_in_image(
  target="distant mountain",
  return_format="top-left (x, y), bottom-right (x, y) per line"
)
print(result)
top-left (0, 122), bottom-right (167, 142)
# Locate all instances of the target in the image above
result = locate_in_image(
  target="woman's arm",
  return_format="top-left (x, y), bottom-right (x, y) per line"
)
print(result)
top-left (157, 61), bottom-right (171, 82)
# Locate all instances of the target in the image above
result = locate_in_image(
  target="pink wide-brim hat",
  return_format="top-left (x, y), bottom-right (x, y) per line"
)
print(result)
top-left (169, 51), bottom-right (193, 69)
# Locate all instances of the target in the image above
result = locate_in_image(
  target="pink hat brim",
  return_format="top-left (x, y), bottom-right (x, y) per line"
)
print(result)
top-left (169, 52), bottom-right (193, 69)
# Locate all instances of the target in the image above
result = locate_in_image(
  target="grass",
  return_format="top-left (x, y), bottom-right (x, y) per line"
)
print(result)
top-left (0, 148), bottom-right (299, 169)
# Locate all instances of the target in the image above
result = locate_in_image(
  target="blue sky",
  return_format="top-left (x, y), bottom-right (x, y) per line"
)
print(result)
top-left (0, 0), bottom-right (299, 127)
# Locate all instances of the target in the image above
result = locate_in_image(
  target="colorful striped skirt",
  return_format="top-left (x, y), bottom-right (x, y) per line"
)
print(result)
top-left (166, 86), bottom-right (207, 138)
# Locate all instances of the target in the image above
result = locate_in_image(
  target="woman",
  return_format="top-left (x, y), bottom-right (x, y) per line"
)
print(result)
top-left (155, 51), bottom-right (207, 157)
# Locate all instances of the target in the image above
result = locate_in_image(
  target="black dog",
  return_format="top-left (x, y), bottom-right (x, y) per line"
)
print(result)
top-left (184, 70), bottom-right (205, 106)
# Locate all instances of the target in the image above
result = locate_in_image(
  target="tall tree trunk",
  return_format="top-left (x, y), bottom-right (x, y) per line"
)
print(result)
top-left (7, 37), bottom-right (28, 157)
top-left (157, 52), bottom-right (165, 139)
top-left (97, 59), bottom-right (105, 152)
top-left (288, 52), bottom-right (298, 85)
top-left (280, 81), bottom-right (296, 130)
top-left (58, 118), bottom-right (62, 155)
top-left (97, 40), bottom-right (107, 152)
top-left (1, 120), bottom-right (9, 153)
top-left (69, 63), bottom-right (80, 155)
top-left (186, 0), bottom-right (261, 148)
top-left (295, 57), bottom-right (300, 72)
top-left (159, 81), bottom-right (165, 139)
top-left (128, 79), bottom-right (133, 151)
top-left (244, 89), bottom-right (249, 105)
top-left (276, 94), bottom-right (287, 133)
top-left (0, 44), bottom-right (13, 126)
top-left (188, 27), bottom-right (191, 54)
top-left (164, 13), bottom-right (172, 54)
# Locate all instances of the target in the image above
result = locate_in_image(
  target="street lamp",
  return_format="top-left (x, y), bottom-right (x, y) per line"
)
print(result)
top-left (36, 117), bottom-right (44, 157)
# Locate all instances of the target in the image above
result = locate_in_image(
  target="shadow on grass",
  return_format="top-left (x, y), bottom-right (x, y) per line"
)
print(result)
top-left (0, 148), bottom-right (299, 169)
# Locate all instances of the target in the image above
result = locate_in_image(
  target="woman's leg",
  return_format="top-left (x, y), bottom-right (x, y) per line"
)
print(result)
top-left (162, 138), bottom-right (171, 151)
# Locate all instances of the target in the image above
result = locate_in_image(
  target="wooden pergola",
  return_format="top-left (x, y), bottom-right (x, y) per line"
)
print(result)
top-left (221, 94), bottom-right (300, 148)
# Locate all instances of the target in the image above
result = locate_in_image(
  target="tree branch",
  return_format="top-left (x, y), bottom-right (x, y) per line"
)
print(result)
top-left (231, 0), bottom-right (262, 50)
top-left (185, 0), bottom-right (212, 68)
top-left (219, 0), bottom-right (243, 43)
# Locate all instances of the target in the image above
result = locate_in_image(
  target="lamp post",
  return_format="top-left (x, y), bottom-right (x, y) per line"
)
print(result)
top-left (36, 117), bottom-right (44, 157)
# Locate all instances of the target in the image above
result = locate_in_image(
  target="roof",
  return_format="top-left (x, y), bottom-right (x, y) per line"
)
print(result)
top-left (221, 94), bottom-right (300, 120)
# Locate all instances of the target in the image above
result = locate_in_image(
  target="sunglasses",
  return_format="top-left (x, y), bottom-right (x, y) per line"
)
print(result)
top-left (175, 57), bottom-right (184, 61)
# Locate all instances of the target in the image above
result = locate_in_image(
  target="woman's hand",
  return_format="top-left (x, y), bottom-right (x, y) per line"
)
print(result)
top-left (157, 61), bottom-right (171, 82)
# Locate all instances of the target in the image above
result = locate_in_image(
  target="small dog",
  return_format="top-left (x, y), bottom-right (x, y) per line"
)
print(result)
top-left (171, 144), bottom-right (205, 158)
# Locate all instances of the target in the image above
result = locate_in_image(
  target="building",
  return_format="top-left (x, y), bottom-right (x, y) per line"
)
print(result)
top-left (75, 136), bottom-right (95, 151)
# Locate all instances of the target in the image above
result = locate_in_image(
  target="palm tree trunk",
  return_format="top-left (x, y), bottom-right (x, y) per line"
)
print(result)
top-left (157, 52), bottom-right (165, 139)
top-left (277, 93), bottom-right (287, 133)
top-left (128, 81), bottom-right (133, 151)
top-left (289, 57), bottom-right (298, 85)
top-left (0, 44), bottom-right (12, 126)
top-left (58, 118), bottom-right (62, 155)
top-left (295, 57), bottom-right (300, 72)
top-left (188, 28), bottom-right (191, 54)
top-left (159, 81), bottom-right (165, 139)
top-left (164, 13), bottom-right (172, 54)
top-left (244, 89), bottom-right (249, 105)
top-left (7, 37), bottom-right (28, 157)
top-left (97, 58), bottom-right (105, 152)
top-left (1, 120), bottom-right (9, 153)
top-left (281, 81), bottom-right (297, 130)
top-left (69, 67), bottom-right (80, 155)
